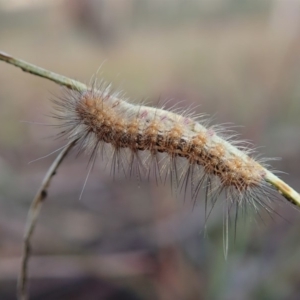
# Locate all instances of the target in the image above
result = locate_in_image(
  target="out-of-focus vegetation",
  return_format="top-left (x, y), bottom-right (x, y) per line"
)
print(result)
top-left (1, 0), bottom-right (300, 299)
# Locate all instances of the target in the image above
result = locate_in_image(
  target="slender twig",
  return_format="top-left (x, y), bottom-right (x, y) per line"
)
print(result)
top-left (0, 51), bottom-right (86, 91)
top-left (1, 51), bottom-right (300, 299)
top-left (0, 51), bottom-right (299, 207)
top-left (17, 141), bottom-right (76, 300)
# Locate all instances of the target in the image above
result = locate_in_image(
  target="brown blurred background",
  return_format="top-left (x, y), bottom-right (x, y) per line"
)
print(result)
top-left (1, 0), bottom-right (300, 299)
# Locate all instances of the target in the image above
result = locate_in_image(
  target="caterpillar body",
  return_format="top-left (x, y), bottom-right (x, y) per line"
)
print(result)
top-left (48, 72), bottom-right (300, 257)
top-left (53, 82), bottom-right (285, 220)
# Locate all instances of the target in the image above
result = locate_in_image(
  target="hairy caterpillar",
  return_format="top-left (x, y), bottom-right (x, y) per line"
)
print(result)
top-left (52, 79), bottom-right (298, 231)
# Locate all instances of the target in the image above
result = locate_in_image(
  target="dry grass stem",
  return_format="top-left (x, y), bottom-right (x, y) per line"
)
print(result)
top-left (1, 51), bottom-right (300, 299)
top-left (0, 51), bottom-right (299, 207)
top-left (17, 141), bottom-right (76, 300)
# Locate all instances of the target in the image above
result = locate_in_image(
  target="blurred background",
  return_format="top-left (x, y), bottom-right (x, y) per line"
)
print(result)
top-left (1, 0), bottom-right (300, 299)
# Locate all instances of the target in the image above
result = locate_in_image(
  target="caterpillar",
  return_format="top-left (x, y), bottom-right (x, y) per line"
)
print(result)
top-left (52, 80), bottom-right (298, 226)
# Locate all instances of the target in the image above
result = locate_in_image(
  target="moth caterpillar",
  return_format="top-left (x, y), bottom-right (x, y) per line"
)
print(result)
top-left (52, 81), bottom-right (299, 222)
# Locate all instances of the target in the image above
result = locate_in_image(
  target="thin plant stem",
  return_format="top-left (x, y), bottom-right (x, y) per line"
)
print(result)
top-left (0, 51), bottom-right (86, 91)
top-left (1, 51), bottom-right (300, 298)
top-left (0, 51), bottom-right (299, 207)
top-left (17, 141), bottom-right (76, 300)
